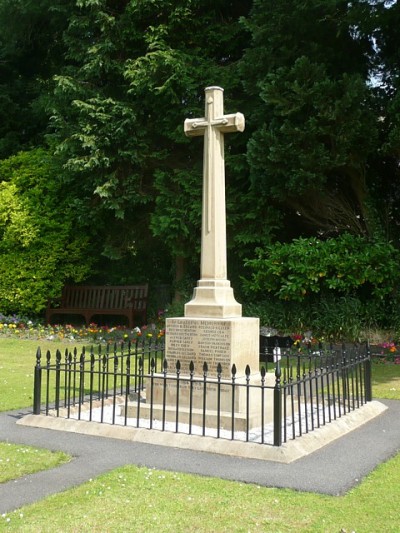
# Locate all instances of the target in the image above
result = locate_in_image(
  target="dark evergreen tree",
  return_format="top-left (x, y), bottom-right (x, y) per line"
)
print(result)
top-left (48, 0), bottom-right (255, 295)
top-left (0, 0), bottom-right (69, 157)
top-left (365, 0), bottom-right (400, 244)
top-left (241, 0), bottom-right (379, 238)
top-left (2, 0), bottom-right (400, 319)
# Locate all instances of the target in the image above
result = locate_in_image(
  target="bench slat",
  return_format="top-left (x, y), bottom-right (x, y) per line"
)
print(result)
top-left (46, 284), bottom-right (148, 327)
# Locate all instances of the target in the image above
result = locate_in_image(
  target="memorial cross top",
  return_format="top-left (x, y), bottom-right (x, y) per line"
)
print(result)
top-left (184, 86), bottom-right (244, 318)
top-left (184, 86), bottom-right (244, 281)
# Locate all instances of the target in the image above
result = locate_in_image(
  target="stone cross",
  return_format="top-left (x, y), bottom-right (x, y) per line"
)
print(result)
top-left (184, 86), bottom-right (244, 318)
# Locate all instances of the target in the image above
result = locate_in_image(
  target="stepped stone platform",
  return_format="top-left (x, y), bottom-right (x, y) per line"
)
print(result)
top-left (18, 400), bottom-right (387, 464)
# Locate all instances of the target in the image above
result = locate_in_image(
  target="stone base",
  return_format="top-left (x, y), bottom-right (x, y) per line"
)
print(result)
top-left (122, 403), bottom-right (264, 432)
top-left (122, 371), bottom-right (276, 431)
top-left (165, 316), bottom-right (260, 378)
top-left (145, 315), bottom-right (263, 431)
top-left (146, 372), bottom-right (276, 412)
top-left (184, 280), bottom-right (242, 318)
top-left (19, 401), bottom-right (388, 464)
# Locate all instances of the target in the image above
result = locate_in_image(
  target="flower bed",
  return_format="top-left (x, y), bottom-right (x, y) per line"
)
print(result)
top-left (0, 313), bottom-right (164, 344)
top-left (370, 342), bottom-right (400, 365)
top-left (262, 329), bottom-right (400, 364)
top-left (1, 313), bottom-right (399, 364)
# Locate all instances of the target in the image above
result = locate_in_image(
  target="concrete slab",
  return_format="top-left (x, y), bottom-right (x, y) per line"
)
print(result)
top-left (17, 400), bottom-right (387, 464)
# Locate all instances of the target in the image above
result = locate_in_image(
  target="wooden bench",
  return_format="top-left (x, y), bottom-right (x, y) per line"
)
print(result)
top-left (46, 284), bottom-right (148, 327)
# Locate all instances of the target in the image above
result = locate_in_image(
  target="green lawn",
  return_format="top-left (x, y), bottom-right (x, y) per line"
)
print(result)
top-left (0, 337), bottom-right (399, 532)
top-left (371, 361), bottom-right (400, 399)
top-left (1, 455), bottom-right (399, 532)
top-left (0, 338), bottom-right (89, 412)
top-left (0, 442), bottom-right (69, 483)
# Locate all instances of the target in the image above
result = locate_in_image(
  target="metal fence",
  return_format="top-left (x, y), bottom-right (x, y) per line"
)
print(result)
top-left (32, 340), bottom-right (372, 447)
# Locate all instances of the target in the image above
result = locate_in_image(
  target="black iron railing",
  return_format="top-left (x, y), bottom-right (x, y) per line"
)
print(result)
top-left (33, 340), bottom-right (372, 447)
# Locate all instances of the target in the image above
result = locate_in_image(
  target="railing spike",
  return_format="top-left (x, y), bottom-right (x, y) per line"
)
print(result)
top-left (33, 338), bottom-right (369, 448)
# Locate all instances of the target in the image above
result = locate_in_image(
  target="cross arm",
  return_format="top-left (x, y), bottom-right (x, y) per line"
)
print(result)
top-left (184, 112), bottom-right (245, 137)
top-left (184, 118), bottom-right (207, 137)
top-left (217, 112), bottom-right (245, 134)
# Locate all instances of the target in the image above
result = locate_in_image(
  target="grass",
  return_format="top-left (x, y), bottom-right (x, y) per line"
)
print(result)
top-left (0, 338), bottom-right (89, 412)
top-left (1, 455), bottom-right (400, 532)
top-left (371, 361), bottom-right (400, 399)
top-left (0, 337), bottom-right (399, 532)
top-left (0, 340), bottom-right (73, 485)
top-left (0, 443), bottom-right (69, 484)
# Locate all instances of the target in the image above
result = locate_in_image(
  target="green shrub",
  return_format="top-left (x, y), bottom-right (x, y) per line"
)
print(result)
top-left (310, 294), bottom-right (365, 340)
top-left (244, 233), bottom-right (400, 302)
top-left (0, 149), bottom-right (93, 314)
top-left (243, 299), bottom-right (313, 333)
top-left (243, 293), bottom-right (397, 341)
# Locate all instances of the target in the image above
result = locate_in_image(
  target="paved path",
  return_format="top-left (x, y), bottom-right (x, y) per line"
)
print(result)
top-left (1, 399), bottom-right (400, 514)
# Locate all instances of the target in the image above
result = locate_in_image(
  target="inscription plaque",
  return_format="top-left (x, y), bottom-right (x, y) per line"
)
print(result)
top-left (166, 319), bottom-right (232, 375)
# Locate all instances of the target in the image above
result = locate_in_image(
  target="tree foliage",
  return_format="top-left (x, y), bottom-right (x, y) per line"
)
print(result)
top-left (0, 150), bottom-right (93, 314)
top-left (0, 0), bottom-right (69, 158)
top-left (241, 0), bottom-right (380, 238)
top-left (0, 0), bottom-right (400, 324)
top-left (48, 0), bottom-right (256, 287)
top-left (245, 234), bottom-right (400, 302)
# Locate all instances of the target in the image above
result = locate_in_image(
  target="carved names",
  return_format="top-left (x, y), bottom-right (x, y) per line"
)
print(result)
top-left (166, 319), bottom-right (232, 376)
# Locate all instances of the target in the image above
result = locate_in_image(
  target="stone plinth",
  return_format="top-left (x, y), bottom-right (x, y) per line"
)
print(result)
top-left (123, 372), bottom-right (276, 431)
top-left (133, 315), bottom-right (265, 430)
top-left (122, 316), bottom-right (270, 431)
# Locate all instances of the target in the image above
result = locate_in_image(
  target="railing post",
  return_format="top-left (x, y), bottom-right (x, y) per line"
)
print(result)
top-left (273, 360), bottom-right (282, 446)
top-left (341, 343), bottom-right (348, 412)
top-left (365, 341), bottom-right (372, 402)
top-left (33, 347), bottom-right (42, 415)
top-left (55, 349), bottom-right (61, 415)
